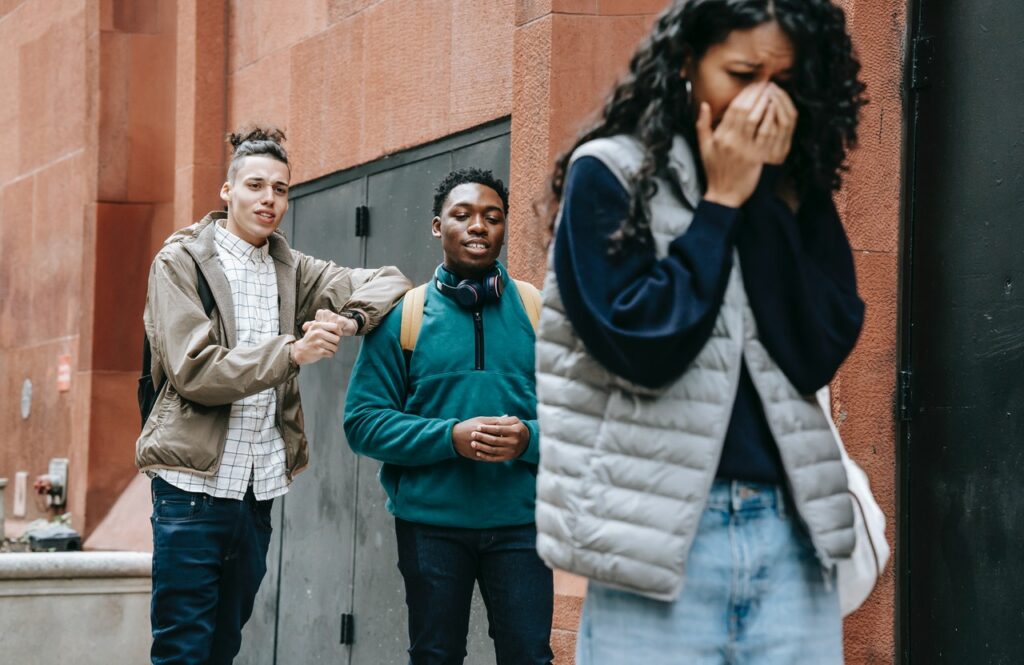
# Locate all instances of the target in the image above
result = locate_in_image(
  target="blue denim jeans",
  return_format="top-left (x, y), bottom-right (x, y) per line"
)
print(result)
top-left (149, 477), bottom-right (273, 665)
top-left (394, 518), bottom-right (554, 665)
top-left (576, 480), bottom-right (842, 665)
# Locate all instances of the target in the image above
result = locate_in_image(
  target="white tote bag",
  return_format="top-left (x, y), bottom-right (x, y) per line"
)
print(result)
top-left (815, 387), bottom-right (891, 617)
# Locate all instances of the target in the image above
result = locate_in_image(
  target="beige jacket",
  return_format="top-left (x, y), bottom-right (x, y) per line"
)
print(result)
top-left (135, 212), bottom-right (411, 479)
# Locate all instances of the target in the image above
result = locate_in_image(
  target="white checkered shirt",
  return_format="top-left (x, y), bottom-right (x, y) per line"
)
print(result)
top-left (158, 223), bottom-right (291, 500)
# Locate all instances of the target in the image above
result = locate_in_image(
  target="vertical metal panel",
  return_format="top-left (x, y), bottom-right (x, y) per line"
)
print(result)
top-left (453, 132), bottom-right (511, 184)
top-left (453, 135), bottom-right (511, 268)
top-left (366, 154), bottom-right (454, 285)
top-left (236, 500), bottom-right (285, 665)
top-left (354, 142), bottom-right (508, 665)
top-left (347, 155), bottom-right (453, 664)
top-left (276, 182), bottom-right (367, 664)
top-left (903, 0), bottom-right (1024, 661)
top-left (256, 123), bottom-right (512, 664)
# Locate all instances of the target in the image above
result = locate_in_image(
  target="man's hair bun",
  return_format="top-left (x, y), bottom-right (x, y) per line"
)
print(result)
top-left (225, 125), bottom-right (289, 181)
top-left (227, 126), bottom-right (287, 151)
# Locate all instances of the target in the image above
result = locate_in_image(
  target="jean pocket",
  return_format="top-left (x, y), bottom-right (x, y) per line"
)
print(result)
top-left (153, 495), bottom-right (203, 523)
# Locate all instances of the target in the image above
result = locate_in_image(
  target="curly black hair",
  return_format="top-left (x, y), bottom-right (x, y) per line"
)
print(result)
top-left (433, 168), bottom-right (510, 217)
top-left (226, 126), bottom-right (289, 182)
top-left (548, 0), bottom-right (866, 251)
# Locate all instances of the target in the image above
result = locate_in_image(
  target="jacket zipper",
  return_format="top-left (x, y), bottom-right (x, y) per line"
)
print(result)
top-left (473, 308), bottom-right (484, 370)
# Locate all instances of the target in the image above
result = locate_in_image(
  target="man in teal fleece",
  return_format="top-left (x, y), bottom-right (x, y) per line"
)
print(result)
top-left (344, 168), bottom-right (553, 665)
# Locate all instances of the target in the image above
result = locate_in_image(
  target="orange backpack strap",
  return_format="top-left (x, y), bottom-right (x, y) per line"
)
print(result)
top-left (399, 284), bottom-right (429, 352)
top-left (513, 279), bottom-right (542, 331)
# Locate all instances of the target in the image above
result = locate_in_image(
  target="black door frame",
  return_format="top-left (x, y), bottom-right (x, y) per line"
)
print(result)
top-left (896, 0), bottom-right (923, 659)
top-left (898, 0), bottom-right (1024, 660)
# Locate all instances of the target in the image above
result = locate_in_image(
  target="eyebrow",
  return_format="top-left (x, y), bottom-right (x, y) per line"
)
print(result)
top-left (728, 60), bottom-right (794, 73)
top-left (245, 176), bottom-right (289, 187)
top-left (450, 202), bottom-right (504, 212)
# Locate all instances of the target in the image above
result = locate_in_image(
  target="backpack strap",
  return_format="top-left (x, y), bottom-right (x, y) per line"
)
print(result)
top-left (196, 267), bottom-right (215, 316)
top-left (399, 284), bottom-right (429, 352)
top-left (145, 267), bottom-right (216, 377)
top-left (513, 279), bottom-right (541, 331)
top-left (140, 264), bottom-right (216, 428)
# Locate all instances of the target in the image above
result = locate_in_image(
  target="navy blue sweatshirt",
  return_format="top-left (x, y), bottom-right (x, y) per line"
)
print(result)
top-left (554, 156), bottom-right (864, 483)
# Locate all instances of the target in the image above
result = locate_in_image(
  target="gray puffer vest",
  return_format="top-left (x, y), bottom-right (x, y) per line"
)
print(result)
top-left (535, 134), bottom-right (854, 602)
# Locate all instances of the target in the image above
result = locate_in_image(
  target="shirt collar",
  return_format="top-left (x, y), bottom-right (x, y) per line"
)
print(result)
top-left (215, 222), bottom-right (270, 263)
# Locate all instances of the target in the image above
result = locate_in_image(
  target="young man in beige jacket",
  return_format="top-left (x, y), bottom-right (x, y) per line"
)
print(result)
top-left (135, 127), bottom-right (410, 664)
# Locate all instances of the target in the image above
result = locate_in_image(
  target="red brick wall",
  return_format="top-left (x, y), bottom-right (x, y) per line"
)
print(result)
top-left (0, 0), bottom-right (92, 527)
top-left (0, 0), bottom-right (178, 532)
top-left (833, 1), bottom-right (905, 661)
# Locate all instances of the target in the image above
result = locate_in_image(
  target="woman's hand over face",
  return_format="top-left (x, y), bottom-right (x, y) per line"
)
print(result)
top-left (698, 83), bottom-right (798, 208)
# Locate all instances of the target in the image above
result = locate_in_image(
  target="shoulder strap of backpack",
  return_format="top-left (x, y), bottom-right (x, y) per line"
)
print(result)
top-left (140, 263), bottom-right (217, 427)
top-left (143, 265), bottom-right (216, 377)
top-left (400, 283), bottom-right (429, 352)
top-left (148, 266), bottom-right (215, 378)
top-left (513, 279), bottom-right (541, 332)
top-left (196, 267), bottom-right (215, 316)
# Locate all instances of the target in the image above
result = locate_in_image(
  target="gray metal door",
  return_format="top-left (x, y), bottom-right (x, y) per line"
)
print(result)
top-left (900, 1), bottom-right (1024, 661)
top-left (240, 120), bottom-right (511, 665)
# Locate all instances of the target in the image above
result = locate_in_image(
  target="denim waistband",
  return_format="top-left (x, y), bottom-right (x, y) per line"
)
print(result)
top-left (705, 479), bottom-right (787, 516)
top-left (151, 475), bottom-right (264, 506)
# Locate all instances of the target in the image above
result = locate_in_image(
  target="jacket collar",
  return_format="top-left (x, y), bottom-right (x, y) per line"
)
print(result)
top-left (179, 211), bottom-right (296, 347)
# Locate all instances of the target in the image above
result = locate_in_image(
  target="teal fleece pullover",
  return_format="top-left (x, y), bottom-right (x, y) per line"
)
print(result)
top-left (343, 263), bottom-right (540, 529)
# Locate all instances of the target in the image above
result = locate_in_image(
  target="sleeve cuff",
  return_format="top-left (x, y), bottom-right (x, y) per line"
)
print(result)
top-left (672, 200), bottom-right (740, 250)
top-left (520, 420), bottom-right (541, 464)
top-left (285, 337), bottom-right (300, 377)
top-left (445, 419), bottom-right (460, 459)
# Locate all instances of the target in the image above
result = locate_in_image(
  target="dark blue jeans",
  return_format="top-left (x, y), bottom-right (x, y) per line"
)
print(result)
top-left (150, 476), bottom-right (273, 665)
top-left (395, 518), bottom-right (554, 665)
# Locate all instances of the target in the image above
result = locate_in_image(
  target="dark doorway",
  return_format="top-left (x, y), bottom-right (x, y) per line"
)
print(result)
top-left (900, 1), bottom-right (1024, 662)
top-left (237, 120), bottom-right (511, 665)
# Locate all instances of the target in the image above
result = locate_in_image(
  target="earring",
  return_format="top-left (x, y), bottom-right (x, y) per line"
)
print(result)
top-left (683, 78), bottom-right (692, 103)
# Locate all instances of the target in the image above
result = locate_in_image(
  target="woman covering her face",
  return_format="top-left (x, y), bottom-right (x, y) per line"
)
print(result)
top-left (534, 1), bottom-right (866, 662)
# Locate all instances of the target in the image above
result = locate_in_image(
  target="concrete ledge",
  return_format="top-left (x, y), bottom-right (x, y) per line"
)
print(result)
top-left (0, 551), bottom-right (151, 579)
top-left (0, 551), bottom-right (152, 663)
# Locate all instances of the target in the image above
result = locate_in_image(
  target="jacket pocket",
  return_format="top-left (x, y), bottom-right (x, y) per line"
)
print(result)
top-left (155, 385), bottom-right (180, 428)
